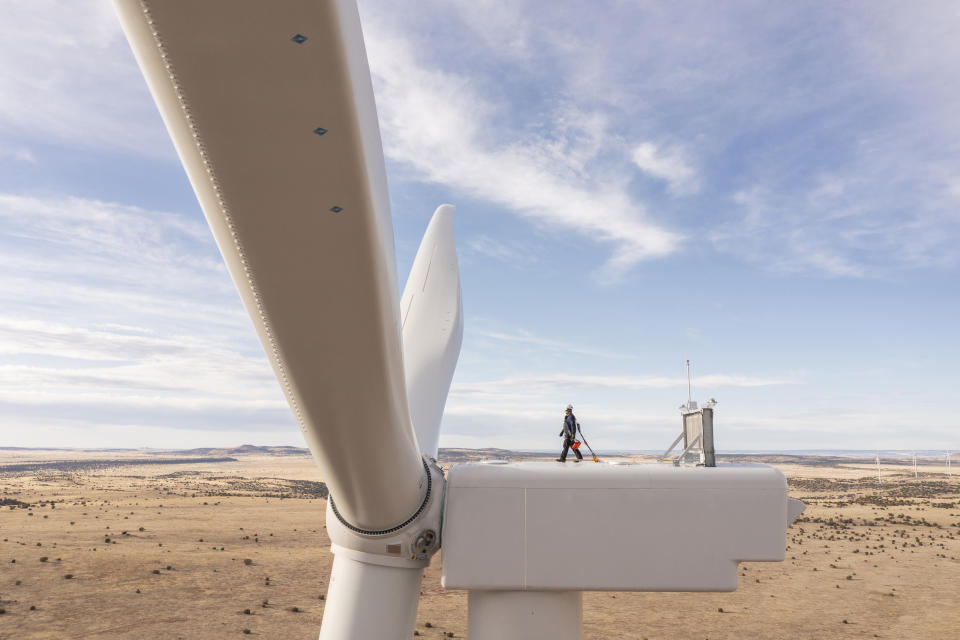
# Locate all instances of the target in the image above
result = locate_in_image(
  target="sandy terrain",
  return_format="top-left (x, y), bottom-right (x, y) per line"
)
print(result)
top-left (1, 448), bottom-right (958, 639)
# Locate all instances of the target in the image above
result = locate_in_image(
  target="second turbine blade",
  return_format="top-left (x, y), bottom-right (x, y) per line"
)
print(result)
top-left (401, 205), bottom-right (464, 459)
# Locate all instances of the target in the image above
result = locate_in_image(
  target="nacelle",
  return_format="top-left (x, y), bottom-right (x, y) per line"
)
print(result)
top-left (441, 461), bottom-right (803, 592)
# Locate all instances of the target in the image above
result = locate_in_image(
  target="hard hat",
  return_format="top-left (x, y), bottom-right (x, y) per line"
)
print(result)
top-left (565, 404), bottom-right (574, 410)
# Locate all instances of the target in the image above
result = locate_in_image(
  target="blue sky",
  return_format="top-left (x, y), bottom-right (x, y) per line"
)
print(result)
top-left (1, 1), bottom-right (958, 451)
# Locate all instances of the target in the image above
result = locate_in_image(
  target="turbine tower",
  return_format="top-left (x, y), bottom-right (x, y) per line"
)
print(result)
top-left (112, 2), bottom-right (804, 637)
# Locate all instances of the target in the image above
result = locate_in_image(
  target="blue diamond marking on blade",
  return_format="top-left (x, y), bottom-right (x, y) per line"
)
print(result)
top-left (313, 127), bottom-right (328, 136)
top-left (291, 34), bottom-right (308, 44)
top-left (330, 206), bottom-right (343, 214)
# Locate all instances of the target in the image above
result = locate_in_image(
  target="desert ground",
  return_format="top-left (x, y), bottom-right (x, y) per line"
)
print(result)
top-left (1, 447), bottom-right (958, 639)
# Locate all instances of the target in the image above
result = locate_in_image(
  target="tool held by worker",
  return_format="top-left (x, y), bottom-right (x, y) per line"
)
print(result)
top-left (576, 421), bottom-right (600, 462)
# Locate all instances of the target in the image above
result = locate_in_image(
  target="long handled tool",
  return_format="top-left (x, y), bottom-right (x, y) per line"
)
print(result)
top-left (577, 423), bottom-right (600, 462)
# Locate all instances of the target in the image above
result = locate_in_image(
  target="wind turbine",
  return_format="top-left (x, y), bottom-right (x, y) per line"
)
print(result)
top-left (112, 2), bottom-right (804, 638)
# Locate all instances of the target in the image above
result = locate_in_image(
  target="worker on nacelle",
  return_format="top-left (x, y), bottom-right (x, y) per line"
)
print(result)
top-left (557, 404), bottom-right (583, 463)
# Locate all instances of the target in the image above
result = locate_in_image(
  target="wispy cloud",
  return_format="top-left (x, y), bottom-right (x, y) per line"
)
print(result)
top-left (631, 143), bottom-right (698, 195)
top-left (447, 0), bottom-right (532, 61)
top-left (0, 194), bottom-right (242, 327)
top-left (363, 21), bottom-right (683, 276)
top-left (0, 194), bottom-right (213, 268)
top-left (465, 235), bottom-right (537, 266)
top-left (0, 144), bottom-right (37, 164)
top-left (0, 193), bottom-right (293, 437)
top-left (714, 173), bottom-right (960, 277)
top-left (0, 2), bottom-right (168, 155)
top-left (0, 317), bottom-right (189, 362)
top-left (476, 329), bottom-right (632, 360)
top-left (363, 0), bottom-right (960, 279)
top-left (0, 318), bottom-right (290, 432)
top-left (451, 372), bottom-right (793, 397)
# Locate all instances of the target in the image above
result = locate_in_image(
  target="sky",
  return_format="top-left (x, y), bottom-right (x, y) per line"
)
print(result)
top-left (1, 1), bottom-right (958, 452)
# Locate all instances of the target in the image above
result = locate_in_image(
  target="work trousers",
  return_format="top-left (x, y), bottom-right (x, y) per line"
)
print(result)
top-left (559, 434), bottom-right (583, 461)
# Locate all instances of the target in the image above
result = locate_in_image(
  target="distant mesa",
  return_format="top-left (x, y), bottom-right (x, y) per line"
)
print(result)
top-left (0, 457), bottom-right (238, 475)
top-left (178, 444), bottom-right (311, 457)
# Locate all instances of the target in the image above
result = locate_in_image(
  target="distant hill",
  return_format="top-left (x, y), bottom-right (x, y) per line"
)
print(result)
top-left (437, 448), bottom-right (556, 463)
top-left (175, 444), bottom-right (311, 457)
top-left (0, 457), bottom-right (237, 474)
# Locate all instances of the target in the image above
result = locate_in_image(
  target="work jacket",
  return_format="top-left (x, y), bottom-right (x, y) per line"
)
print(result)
top-left (560, 413), bottom-right (577, 439)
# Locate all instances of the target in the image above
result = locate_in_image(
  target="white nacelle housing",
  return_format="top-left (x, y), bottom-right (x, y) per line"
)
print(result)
top-left (442, 462), bottom-right (799, 592)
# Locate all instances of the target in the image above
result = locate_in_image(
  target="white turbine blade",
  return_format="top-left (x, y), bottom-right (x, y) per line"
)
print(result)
top-left (401, 205), bottom-right (464, 459)
top-left (113, 0), bottom-right (426, 531)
